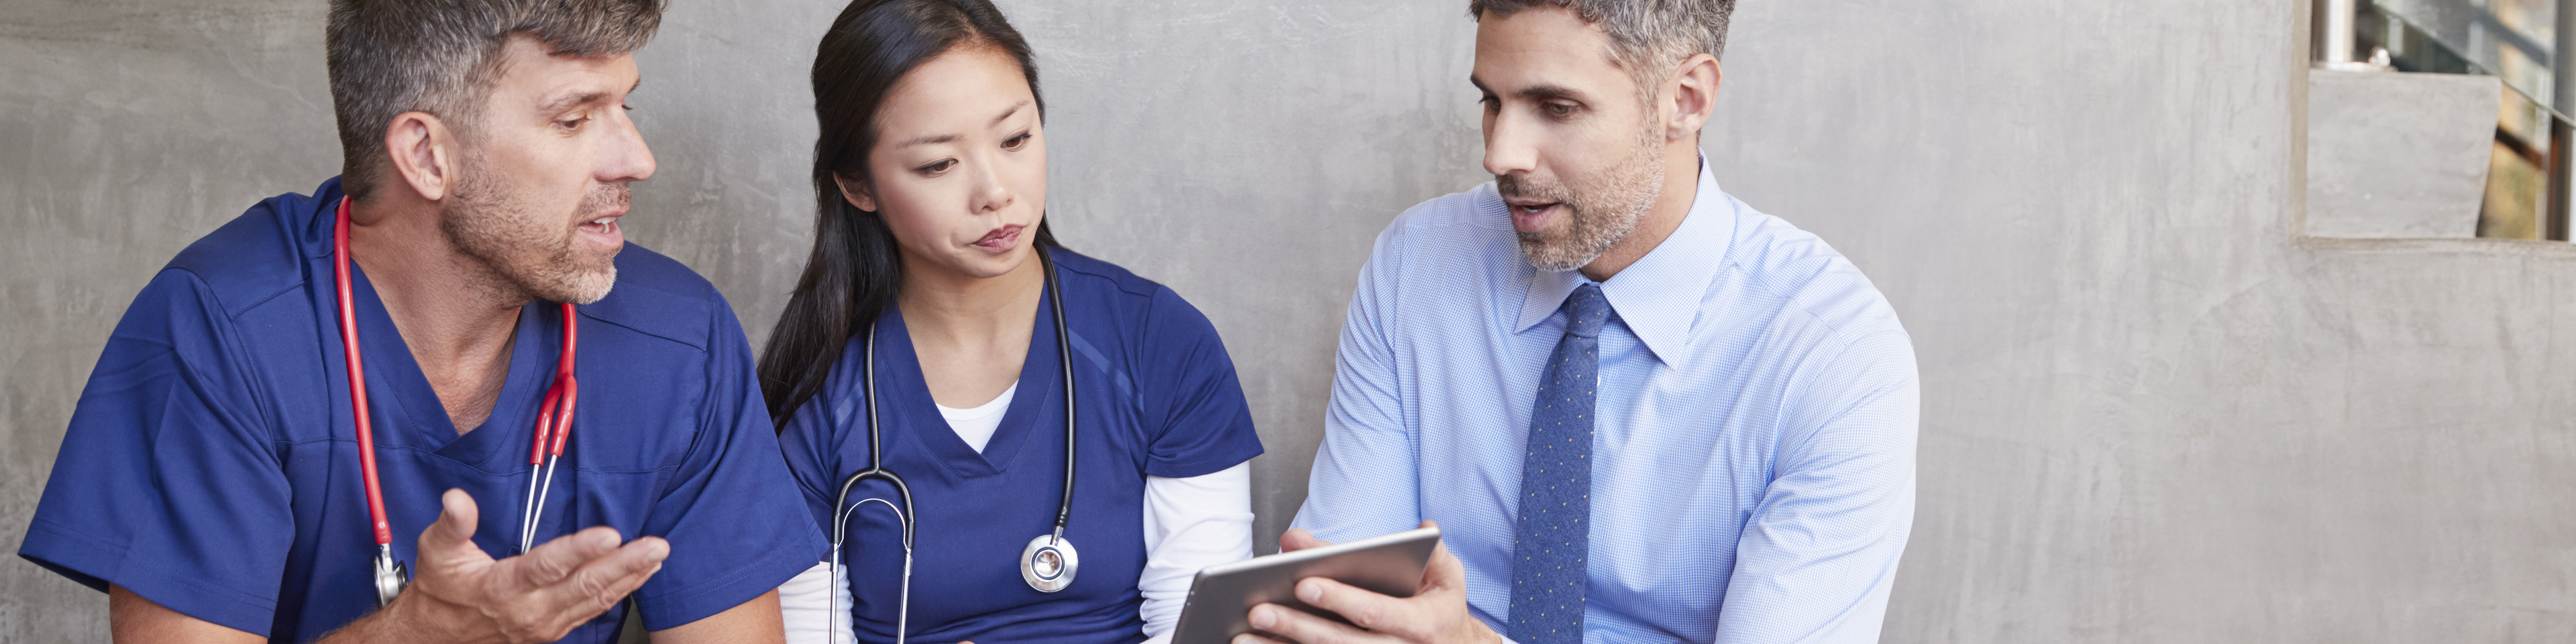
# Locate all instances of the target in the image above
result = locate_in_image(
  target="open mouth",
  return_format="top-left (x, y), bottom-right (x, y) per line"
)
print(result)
top-left (576, 212), bottom-right (623, 249)
top-left (973, 223), bottom-right (1025, 253)
top-left (1505, 199), bottom-right (1562, 233)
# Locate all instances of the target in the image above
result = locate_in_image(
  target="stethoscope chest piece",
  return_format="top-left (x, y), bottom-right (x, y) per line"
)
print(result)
top-left (1019, 533), bottom-right (1079, 592)
top-left (372, 546), bottom-right (409, 607)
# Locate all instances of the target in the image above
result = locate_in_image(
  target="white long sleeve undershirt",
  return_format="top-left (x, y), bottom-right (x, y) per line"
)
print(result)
top-left (781, 383), bottom-right (1253, 644)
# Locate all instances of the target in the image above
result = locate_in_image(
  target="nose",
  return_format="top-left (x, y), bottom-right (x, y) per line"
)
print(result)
top-left (969, 154), bottom-right (1015, 215)
top-left (1482, 107), bottom-right (1538, 178)
top-left (601, 107), bottom-right (656, 184)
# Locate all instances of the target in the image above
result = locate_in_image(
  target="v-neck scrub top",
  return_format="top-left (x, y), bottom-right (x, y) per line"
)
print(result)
top-left (18, 178), bottom-right (826, 642)
top-left (777, 248), bottom-right (1265, 644)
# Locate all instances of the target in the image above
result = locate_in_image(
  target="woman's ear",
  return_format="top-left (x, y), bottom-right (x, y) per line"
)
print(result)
top-left (833, 173), bottom-right (878, 213)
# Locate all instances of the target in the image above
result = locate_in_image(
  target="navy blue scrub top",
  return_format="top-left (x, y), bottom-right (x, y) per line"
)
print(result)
top-left (777, 248), bottom-right (1265, 644)
top-left (19, 178), bottom-right (826, 642)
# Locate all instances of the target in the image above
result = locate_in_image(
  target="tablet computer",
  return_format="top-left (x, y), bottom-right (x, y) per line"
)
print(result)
top-left (1169, 526), bottom-right (1442, 644)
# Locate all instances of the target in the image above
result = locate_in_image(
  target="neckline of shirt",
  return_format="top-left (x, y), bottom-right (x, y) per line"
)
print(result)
top-left (935, 380), bottom-right (1020, 421)
top-left (1513, 156), bottom-right (1736, 368)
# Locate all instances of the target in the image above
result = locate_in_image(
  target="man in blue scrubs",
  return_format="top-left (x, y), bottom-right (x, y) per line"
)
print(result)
top-left (1256, 1), bottom-right (1918, 644)
top-left (17, 1), bottom-right (820, 642)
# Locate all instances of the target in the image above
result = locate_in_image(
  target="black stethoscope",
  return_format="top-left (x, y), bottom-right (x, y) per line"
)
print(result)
top-left (333, 197), bottom-right (585, 607)
top-left (827, 250), bottom-right (1081, 644)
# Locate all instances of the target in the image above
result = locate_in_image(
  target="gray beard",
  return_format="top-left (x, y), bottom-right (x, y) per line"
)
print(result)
top-left (440, 162), bottom-right (623, 305)
top-left (1504, 119), bottom-right (1666, 273)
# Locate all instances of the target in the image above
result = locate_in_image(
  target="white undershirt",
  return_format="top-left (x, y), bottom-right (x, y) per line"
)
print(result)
top-left (937, 382), bottom-right (1018, 452)
top-left (780, 384), bottom-right (1253, 644)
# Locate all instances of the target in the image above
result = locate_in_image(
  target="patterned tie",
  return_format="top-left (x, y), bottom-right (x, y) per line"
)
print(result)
top-left (1509, 283), bottom-right (1609, 644)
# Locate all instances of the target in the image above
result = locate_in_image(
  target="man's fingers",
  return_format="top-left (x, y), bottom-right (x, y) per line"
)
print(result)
top-left (511, 526), bottom-right (626, 588)
top-left (1300, 576), bottom-right (1443, 641)
top-left (534, 535), bottom-right (669, 616)
top-left (1230, 631), bottom-right (1293, 644)
top-left (423, 489), bottom-right (480, 547)
top-left (414, 489), bottom-right (494, 574)
top-left (1279, 528), bottom-right (1337, 553)
top-left (1247, 602), bottom-right (1389, 644)
top-left (1417, 521), bottom-right (1466, 594)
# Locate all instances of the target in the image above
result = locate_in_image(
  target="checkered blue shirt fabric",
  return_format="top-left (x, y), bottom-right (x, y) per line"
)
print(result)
top-left (1293, 160), bottom-right (1918, 644)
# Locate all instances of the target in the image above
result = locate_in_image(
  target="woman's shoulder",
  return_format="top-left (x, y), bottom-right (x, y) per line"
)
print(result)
top-left (1047, 247), bottom-right (1157, 297)
top-left (1046, 247), bottom-right (1222, 345)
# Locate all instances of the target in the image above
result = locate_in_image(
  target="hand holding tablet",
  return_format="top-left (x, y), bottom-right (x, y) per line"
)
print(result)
top-left (1178, 522), bottom-right (1504, 644)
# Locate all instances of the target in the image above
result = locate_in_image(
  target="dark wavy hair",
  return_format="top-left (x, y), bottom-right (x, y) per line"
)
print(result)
top-left (758, 0), bottom-right (1057, 428)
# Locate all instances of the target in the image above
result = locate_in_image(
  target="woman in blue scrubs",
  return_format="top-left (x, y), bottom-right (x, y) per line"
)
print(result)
top-left (758, 1), bottom-right (1265, 643)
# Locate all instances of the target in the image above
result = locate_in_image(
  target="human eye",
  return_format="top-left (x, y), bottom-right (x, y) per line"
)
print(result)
top-left (1542, 101), bottom-right (1578, 119)
top-left (917, 158), bottom-right (957, 175)
top-left (1002, 131), bottom-right (1032, 150)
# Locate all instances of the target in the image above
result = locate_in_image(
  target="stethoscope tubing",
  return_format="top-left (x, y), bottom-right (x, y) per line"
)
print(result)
top-left (334, 197), bottom-right (582, 606)
top-left (827, 248), bottom-right (1079, 642)
top-left (334, 198), bottom-right (394, 549)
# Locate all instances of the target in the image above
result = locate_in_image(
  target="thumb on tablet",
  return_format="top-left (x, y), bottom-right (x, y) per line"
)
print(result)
top-left (1417, 521), bottom-right (1465, 594)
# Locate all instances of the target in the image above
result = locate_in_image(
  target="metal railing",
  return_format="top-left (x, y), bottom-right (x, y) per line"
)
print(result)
top-left (2318, 0), bottom-right (2576, 239)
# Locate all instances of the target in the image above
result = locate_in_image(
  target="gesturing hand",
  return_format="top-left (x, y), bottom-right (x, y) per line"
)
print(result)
top-left (377, 488), bottom-right (669, 644)
top-left (1234, 521), bottom-right (1500, 644)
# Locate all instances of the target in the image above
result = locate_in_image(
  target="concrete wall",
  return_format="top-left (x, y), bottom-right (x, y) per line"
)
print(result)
top-left (3, 0), bottom-right (2572, 643)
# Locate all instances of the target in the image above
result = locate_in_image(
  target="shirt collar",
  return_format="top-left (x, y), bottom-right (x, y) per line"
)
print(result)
top-left (1515, 157), bottom-right (1735, 366)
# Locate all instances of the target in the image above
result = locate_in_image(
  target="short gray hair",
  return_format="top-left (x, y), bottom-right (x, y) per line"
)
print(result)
top-left (1468, 0), bottom-right (1735, 93)
top-left (327, 0), bottom-right (666, 202)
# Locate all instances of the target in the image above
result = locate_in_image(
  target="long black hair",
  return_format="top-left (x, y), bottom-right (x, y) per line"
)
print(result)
top-left (758, 0), bottom-right (1057, 428)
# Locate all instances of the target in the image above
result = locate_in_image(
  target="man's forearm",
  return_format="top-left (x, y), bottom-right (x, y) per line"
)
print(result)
top-left (108, 584), bottom-right (264, 644)
top-left (310, 592), bottom-right (489, 644)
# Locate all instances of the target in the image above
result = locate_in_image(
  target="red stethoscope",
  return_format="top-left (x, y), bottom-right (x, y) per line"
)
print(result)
top-left (333, 197), bottom-right (583, 607)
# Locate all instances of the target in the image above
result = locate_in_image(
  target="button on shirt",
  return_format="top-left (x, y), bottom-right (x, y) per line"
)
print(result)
top-left (1293, 161), bottom-right (1919, 644)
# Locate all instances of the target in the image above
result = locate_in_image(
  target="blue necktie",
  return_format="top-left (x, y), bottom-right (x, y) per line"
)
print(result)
top-left (1510, 284), bottom-right (1609, 644)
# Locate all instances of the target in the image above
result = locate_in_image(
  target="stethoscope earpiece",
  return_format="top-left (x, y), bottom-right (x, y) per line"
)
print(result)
top-left (1019, 533), bottom-right (1079, 592)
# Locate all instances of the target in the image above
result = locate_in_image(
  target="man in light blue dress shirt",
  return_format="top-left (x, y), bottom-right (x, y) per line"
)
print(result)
top-left (1240, 2), bottom-right (1918, 644)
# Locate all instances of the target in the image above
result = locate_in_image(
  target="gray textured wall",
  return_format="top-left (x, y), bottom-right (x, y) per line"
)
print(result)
top-left (5, 0), bottom-right (2574, 642)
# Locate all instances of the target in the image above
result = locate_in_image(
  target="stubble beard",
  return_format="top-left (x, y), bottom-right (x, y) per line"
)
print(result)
top-left (441, 160), bottom-right (624, 306)
top-left (1503, 115), bottom-right (1667, 273)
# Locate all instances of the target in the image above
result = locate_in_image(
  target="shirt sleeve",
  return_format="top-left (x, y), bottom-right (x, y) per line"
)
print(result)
top-left (1715, 329), bottom-right (1918, 644)
top-left (773, 370), bottom-right (851, 644)
top-left (773, 347), bottom-right (849, 551)
top-left (17, 270), bottom-right (293, 637)
top-left (1136, 462), bottom-right (1254, 641)
top-left (1136, 287), bottom-right (1264, 478)
top-left (628, 300), bottom-right (830, 631)
top-left (1289, 229), bottom-right (1424, 543)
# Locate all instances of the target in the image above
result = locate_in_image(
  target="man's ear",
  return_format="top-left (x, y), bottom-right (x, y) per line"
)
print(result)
top-left (833, 173), bottom-right (878, 213)
top-left (1663, 53), bottom-right (1721, 143)
top-left (384, 111), bottom-right (459, 202)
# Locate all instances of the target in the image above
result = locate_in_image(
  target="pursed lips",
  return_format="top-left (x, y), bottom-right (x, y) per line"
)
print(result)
top-left (973, 223), bottom-right (1024, 252)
